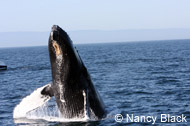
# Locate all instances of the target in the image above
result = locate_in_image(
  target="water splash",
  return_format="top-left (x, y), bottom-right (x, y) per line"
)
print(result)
top-left (25, 100), bottom-right (92, 122)
top-left (26, 99), bottom-right (59, 120)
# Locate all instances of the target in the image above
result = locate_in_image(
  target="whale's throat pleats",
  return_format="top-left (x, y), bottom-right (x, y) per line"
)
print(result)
top-left (56, 89), bottom-right (85, 118)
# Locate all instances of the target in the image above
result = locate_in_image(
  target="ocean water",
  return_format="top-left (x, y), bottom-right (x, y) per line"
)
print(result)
top-left (0, 40), bottom-right (190, 126)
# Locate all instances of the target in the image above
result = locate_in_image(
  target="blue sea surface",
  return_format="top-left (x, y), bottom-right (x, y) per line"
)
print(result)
top-left (0, 40), bottom-right (190, 126)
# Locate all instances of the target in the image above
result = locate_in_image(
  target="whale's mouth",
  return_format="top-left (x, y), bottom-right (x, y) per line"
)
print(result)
top-left (52, 25), bottom-right (58, 32)
top-left (50, 25), bottom-right (59, 41)
top-left (50, 25), bottom-right (72, 44)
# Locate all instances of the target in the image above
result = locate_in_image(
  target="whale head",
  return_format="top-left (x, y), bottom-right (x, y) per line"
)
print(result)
top-left (49, 25), bottom-right (82, 75)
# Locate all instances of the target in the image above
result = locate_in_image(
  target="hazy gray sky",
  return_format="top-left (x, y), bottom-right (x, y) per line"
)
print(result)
top-left (1, 0), bottom-right (190, 32)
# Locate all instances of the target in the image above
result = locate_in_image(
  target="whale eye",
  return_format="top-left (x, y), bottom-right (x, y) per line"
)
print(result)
top-left (53, 41), bottom-right (61, 56)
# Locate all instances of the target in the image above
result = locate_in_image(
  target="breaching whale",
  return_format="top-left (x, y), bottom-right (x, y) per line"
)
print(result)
top-left (43, 25), bottom-right (106, 119)
top-left (13, 25), bottom-right (106, 120)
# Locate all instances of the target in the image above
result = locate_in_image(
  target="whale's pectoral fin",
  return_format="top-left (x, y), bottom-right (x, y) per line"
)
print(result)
top-left (13, 84), bottom-right (53, 118)
top-left (41, 84), bottom-right (54, 97)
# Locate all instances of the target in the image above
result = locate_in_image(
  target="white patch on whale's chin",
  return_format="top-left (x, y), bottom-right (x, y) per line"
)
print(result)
top-left (50, 32), bottom-right (53, 40)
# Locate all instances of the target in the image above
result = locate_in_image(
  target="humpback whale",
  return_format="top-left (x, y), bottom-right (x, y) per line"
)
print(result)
top-left (43, 25), bottom-right (106, 119)
top-left (13, 25), bottom-right (106, 120)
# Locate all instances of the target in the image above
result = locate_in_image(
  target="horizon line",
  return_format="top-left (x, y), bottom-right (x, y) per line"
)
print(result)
top-left (1, 28), bottom-right (190, 33)
top-left (0, 38), bottom-right (190, 49)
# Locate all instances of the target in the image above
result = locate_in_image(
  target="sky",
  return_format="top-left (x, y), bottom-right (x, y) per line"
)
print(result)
top-left (0, 0), bottom-right (190, 47)
top-left (0, 0), bottom-right (190, 32)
